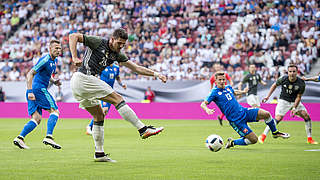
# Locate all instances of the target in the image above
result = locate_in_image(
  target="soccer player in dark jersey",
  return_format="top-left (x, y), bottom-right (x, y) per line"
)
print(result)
top-left (259, 64), bottom-right (318, 144)
top-left (69, 28), bottom-right (167, 162)
top-left (13, 40), bottom-right (62, 149)
top-left (201, 72), bottom-right (289, 149)
top-left (238, 64), bottom-right (267, 108)
top-left (209, 63), bottom-right (233, 126)
top-left (85, 63), bottom-right (127, 135)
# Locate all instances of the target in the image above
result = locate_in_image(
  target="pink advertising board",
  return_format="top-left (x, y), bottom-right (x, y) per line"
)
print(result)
top-left (0, 102), bottom-right (319, 121)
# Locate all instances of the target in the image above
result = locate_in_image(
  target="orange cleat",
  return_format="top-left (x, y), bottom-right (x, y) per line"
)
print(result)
top-left (258, 134), bottom-right (266, 144)
top-left (307, 137), bottom-right (319, 144)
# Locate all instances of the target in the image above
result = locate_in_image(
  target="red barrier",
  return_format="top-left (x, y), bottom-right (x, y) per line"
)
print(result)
top-left (0, 102), bottom-right (319, 121)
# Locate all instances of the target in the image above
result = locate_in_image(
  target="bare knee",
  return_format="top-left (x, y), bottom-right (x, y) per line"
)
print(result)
top-left (32, 113), bottom-right (42, 124)
top-left (250, 136), bottom-right (258, 144)
top-left (50, 109), bottom-right (60, 116)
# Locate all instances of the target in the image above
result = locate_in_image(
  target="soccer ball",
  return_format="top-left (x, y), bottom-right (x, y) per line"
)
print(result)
top-left (205, 134), bottom-right (224, 152)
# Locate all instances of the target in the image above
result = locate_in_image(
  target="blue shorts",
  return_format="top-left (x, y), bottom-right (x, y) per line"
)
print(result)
top-left (229, 108), bottom-right (259, 137)
top-left (100, 101), bottom-right (111, 112)
top-left (27, 88), bottom-right (58, 116)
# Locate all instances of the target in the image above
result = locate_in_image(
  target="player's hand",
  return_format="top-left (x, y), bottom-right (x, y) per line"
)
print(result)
top-left (301, 76), bottom-right (306, 81)
top-left (262, 97), bottom-right (269, 103)
top-left (122, 84), bottom-right (127, 90)
top-left (290, 108), bottom-right (297, 117)
top-left (73, 57), bottom-right (82, 67)
top-left (53, 79), bottom-right (61, 86)
top-left (243, 87), bottom-right (249, 93)
top-left (28, 93), bottom-right (35, 100)
top-left (158, 74), bottom-right (167, 83)
top-left (206, 108), bottom-right (215, 115)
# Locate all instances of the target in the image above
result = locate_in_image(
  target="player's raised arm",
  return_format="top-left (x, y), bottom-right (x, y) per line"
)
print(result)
top-left (69, 33), bottom-right (84, 66)
top-left (302, 75), bottom-right (320, 82)
top-left (120, 60), bottom-right (167, 83)
top-left (200, 101), bottom-right (215, 115)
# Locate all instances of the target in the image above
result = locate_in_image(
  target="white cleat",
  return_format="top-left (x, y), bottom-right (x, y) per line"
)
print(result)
top-left (140, 126), bottom-right (164, 139)
top-left (43, 136), bottom-right (62, 149)
top-left (94, 153), bottom-right (117, 163)
top-left (86, 126), bottom-right (92, 135)
top-left (13, 137), bottom-right (30, 149)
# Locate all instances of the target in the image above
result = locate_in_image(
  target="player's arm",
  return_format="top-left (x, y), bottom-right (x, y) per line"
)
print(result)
top-left (69, 33), bottom-right (84, 66)
top-left (49, 77), bottom-right (61, 86)
top-left (26, 69), bottom-right (37, 100)
top-left (302, 76), bottom-right (320, 82)
top-left (200, 101), bottom-right (215, 115)
top-left (290, 93), bottom-right (302, 117)
top-left (120, 60), bottom-right (167, 83)
top-left (234, 89), bottom-right (248, 96)
top-left (262, 82), bottom-right (277, 103)
top-left (116, 75), bottom-right (126, 89)
top-left (260, 80), bottom-right (267, 86)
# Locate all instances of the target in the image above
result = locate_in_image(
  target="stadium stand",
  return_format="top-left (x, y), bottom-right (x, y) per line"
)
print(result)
top-left (0, 0), bottom-right (319, 82)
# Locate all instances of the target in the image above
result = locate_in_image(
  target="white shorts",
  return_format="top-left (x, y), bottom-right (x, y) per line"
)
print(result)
top-left (275, 99), bottom-right (307, 116)
top-left (70, 72), bottom-right (114, 109)
top-left (246, 94), bottom-right (260, 107)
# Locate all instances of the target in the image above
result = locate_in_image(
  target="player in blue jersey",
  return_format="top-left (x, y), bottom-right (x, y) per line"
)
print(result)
top-left (85, 63), bottom-right (127, 135)
top-left (13, 40), bottom-right (62, 149)
top-left (200, 72), bottom-right (290, 149)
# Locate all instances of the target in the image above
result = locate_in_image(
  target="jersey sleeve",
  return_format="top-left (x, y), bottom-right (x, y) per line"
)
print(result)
top-left (225, 73), bottom-right (231, 81)
top-left (209, 75), bottom-right (215, 86)
top-left (205, 90), bottom-right (216, 104)
top-left (117, 53), bottom-right (129, 62)
top-left (116, 66), bottom-right (120, 77)
top-left (318, 75), bottom-right (320, 81)
top-left (258, 74), bottom-right (262, 82)
top-left (299, 80), bottom-right (306, 95)
top-left (242, 74), bottom-right (249, 84)
top-left (276, 76), bottom-right (284, 86)
top-left (226, 85), bottom-right (235, 94)
top-left (83, 35), bottom-right (102, 50)
top-left (32, 56), bottom-right (49, 73)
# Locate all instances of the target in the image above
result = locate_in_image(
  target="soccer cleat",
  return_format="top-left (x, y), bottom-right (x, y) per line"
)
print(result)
top-left (140, 126), bottom-right (164, 139)
top-left (225, 137), bottom-right (234, 149)
top-left (13, 136), bottom-right (30, 149)
top-left (272, 131), bottom-right (290, 139)
top-left (43, 136), bottom-right (62, 149)
top-left (218, 116), bottom-right (223, 126)
top-left (258, 134), bottom-right (266, 144)
top-left (86, 126), bottom-right (92, 135)
top-left (307, 137), bottom-right (319, 144)
top-left (94, 153), bottom-right (117, 163)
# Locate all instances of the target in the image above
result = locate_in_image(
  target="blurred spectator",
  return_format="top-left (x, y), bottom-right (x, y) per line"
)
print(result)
top-left (55, 86), bottom-right (63, 102)
top-left (0, 86), bottom-right (6, 102)
top-left (144, 86), bottom-right (155, 102)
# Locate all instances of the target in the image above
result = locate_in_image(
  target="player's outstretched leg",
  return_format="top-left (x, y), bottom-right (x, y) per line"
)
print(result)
top-left (13, 118), bottom-right (39, 149)
top-left (258, 110), bottom-right (290, 142)
top-left (115, 100), bottom-right (164, 139)
top-left (86, 119), bottom-right (94, 135)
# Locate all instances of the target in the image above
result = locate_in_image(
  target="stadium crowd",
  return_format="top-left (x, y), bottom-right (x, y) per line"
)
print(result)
top-left (0, 0), bottom-right (320, 82)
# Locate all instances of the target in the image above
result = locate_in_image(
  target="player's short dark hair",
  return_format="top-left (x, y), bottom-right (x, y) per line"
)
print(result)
top-left (49, 39), bottom-right (60, 46)
top-left (215, 71), bottom-right (225, 78)
top-left (112, 28), bottom-right (128, 40)
top-left (288, 63), bottom-right (298, 70)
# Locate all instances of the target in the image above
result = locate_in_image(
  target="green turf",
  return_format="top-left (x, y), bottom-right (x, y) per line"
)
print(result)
top-left (0, 118), bottom-right (319, 180)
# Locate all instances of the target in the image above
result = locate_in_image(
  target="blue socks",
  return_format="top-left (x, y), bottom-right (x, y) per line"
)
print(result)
top-left (234, 138), bottom-right (247, 146)
top-left (89, 119), bottom-right (94, 128)
top-left (265, 117), bottom-right (277, 133)
top-left (19, 120), bottom-right (38, 138)
top-left (47, 113), bottom-right (59, 135)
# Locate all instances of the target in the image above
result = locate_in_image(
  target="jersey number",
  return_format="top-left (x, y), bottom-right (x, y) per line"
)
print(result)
top-left (286, 89), bottom-right (292, 94)
top-left (225, 94), bottom-right (232, 100)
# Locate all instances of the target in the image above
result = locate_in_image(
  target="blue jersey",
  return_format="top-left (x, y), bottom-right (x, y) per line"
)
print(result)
top-left (100, 65), bottom-right (120, 88)
top-left (205, 85), bottom-right (246, 122)
top-left (32, 54), bottom-right (57, 89)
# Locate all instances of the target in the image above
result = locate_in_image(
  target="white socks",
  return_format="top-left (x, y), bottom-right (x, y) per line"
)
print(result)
top-left (117, 104), bottom-right (145, 129)
top-left (305, 120), bottom-right (312, 137)
top-left (92, 124), bottom-right (104, 152)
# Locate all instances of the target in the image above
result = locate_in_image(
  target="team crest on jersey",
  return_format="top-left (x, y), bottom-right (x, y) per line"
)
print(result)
top-left (294, 85), bottom-right (299, 90)
top-left (288, 85), bottom-right (293, 89)
top-left (218, 92), bottom-right (222, 95)
top-left (243, 128), bottom-right (248, 133)
top-left (114, 68), bottom-right (117, 71)
top-left (226, 88), bottom-right (231, 92)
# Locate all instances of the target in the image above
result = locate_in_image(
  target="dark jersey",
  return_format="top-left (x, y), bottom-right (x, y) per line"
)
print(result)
top-left (78, 35), bottom-right (128, 76)
top-left (242, 73), bottom-right (261, 95)
top-left (276, 76), bottom-right (305, 102)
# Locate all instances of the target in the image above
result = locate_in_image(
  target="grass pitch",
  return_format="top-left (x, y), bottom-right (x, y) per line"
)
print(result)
top-left (0, 118), bottom-right (319, 180)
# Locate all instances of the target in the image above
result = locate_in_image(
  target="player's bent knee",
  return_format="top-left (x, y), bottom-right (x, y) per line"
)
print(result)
top-left (251, 137), bottom-right (258, 144)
